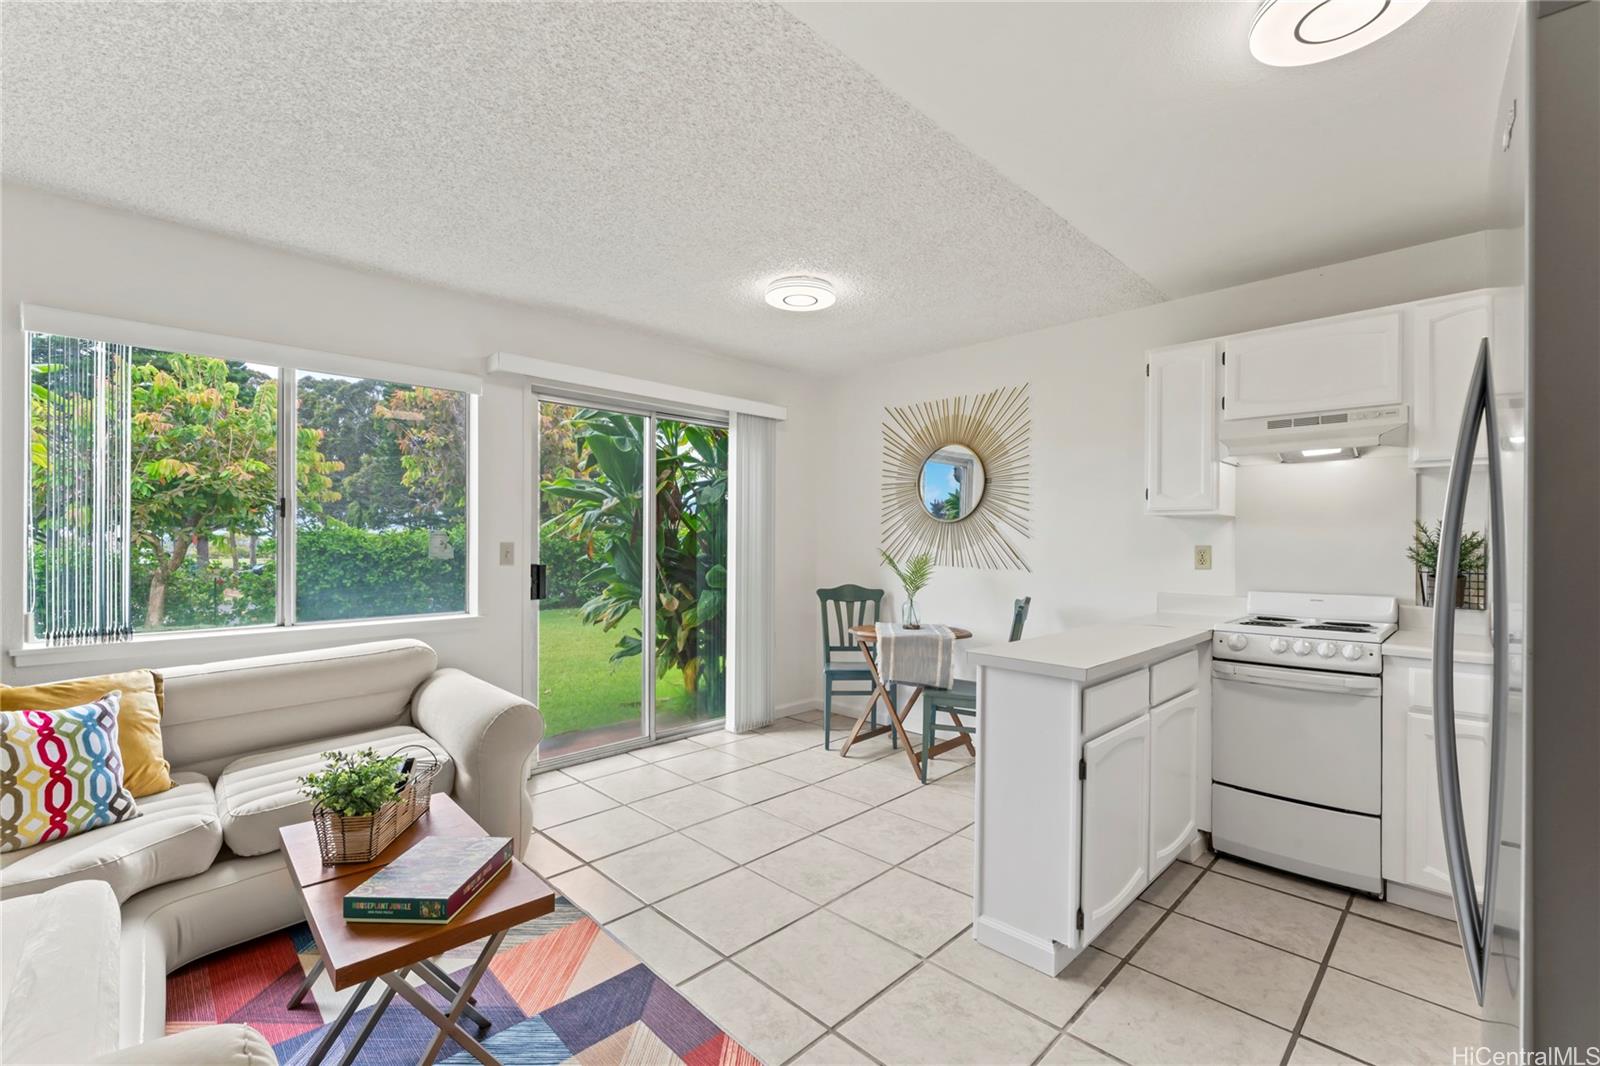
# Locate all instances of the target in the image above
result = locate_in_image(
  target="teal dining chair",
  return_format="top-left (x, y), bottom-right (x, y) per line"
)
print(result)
top-left (817, 584), bottom-right (897, 750)
top-left (919, 596), bottom-right (1031, 782)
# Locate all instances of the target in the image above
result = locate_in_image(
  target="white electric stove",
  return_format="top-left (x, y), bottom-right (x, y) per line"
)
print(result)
top-left (1211, 590), bottom-right (1398, 675)
top-left (1210, 591), bottom-right (1398, 894)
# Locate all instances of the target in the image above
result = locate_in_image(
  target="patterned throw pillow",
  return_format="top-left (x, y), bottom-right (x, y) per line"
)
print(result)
top-left (0, 693), bottom-right (139, 853)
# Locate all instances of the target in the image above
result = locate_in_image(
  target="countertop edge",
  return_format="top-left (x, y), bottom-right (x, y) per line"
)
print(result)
top-left (968, 622), bottom-right (1215, 682)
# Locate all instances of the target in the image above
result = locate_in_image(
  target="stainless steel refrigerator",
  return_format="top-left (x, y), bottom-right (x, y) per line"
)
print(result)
top-left (1430, 0), bottom-right (1598, 1053)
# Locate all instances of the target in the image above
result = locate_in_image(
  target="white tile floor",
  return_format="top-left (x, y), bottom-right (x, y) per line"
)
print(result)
top-left (524, 710), bottom-right (1482, 1066)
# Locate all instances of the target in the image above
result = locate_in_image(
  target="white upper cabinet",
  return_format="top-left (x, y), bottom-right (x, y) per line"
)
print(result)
top-left (1145, 341), bottom-right (1233, 516)
top-left (1408, 291), bottom-right (1493, 467)
top-left (1223, 310), bottom-right (1403, 421)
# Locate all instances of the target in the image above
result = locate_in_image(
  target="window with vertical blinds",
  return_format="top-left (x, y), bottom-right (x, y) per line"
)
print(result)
top-left (23, 317), bottom-right (475, 646)
top-left (28, 334), bottom-right (134, 643)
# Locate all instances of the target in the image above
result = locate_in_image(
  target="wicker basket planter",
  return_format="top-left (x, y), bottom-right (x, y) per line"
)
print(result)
top-left (311, 748), bottom-right (441, 865)
top-left (1416, 569), bottom-right (1488, 611)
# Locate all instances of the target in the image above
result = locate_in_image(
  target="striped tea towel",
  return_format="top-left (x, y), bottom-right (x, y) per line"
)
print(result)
top-left (874, 622), bottom-right (955, 689)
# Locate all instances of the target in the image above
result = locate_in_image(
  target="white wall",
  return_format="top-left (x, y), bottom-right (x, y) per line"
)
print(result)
top-left (814, 232), bottom-right (1499, 693)
top-left (0, 184), bottom-right (824, 711)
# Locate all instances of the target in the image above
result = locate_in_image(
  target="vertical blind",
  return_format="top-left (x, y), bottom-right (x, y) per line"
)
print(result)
top-left (28, 334), bottom-right (134, 643)
top-left (727, 412), bottom-right (777, 732)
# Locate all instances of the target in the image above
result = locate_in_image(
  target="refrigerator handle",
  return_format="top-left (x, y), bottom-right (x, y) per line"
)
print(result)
top-left (1432, 339), bottom-right (1505, 1007)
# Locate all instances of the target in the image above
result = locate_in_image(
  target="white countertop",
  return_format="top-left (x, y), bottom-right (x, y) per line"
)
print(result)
top-left (1383, 605), bottom-right (1499, 665)
top-left (967, 614), bottom-right (1219, 684)
top-left (1384, 624), bottom-right (1496, 665)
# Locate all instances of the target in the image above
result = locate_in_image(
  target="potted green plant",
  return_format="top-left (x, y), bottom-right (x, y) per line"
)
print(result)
top-left (1407, 521), bottom-right (1488, 610)
top-left (299, 747), bottom-right (438, 863)
top-left (880, 549), bottom-right (935, 628)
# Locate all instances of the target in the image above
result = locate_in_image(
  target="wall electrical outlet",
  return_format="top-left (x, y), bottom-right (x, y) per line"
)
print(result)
top-left (1194, 545), bottom-right (1213, 570)
top-left (499, 542), bottom-right (516, 566)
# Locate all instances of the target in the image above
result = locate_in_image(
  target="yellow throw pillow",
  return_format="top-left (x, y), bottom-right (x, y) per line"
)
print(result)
top-left (0, 669), bottom-right (172, 797)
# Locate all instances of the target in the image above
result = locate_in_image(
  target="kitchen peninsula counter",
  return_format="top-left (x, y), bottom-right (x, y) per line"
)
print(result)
top-left (970, 616), bottom-right (1214, 975)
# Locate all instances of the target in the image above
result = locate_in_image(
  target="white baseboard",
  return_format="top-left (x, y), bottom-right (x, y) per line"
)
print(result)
top-left (776, 698), bottom-right (819, 716)
top-left (973, 915), bottom-right (1079, 976)
top-left (1384, 880), bottom-right (1458, 919)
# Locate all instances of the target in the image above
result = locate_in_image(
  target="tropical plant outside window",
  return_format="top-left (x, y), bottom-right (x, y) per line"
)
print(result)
top-left (27, 332), bottom-right (469, 640)
top-left (538, 406), bottom-right (728, 741)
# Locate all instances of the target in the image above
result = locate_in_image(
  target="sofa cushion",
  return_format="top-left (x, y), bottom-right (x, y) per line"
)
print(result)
top-left (0, 880), bottom-right (122, 1063)
top-left (0, 772), bottom-right (221, 902)
top-left (2, 695), bottom-right (141, 852)
top-left (214, 726), bottom-right (454, 857)
top-left (2, 668), bottom-right (173, 797)
top-left (160, 639), bottom-right (437, 780)
top-left (91, 1025), bottom-right (277, 1065)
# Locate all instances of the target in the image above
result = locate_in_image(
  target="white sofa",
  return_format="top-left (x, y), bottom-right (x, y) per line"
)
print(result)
top-left (1, 881), bottom-right (275, 1064)
top-left (0, 639), bottom-right (543, 1063)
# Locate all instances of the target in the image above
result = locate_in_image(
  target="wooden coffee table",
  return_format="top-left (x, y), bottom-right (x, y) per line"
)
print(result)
top-left (278, 795), bottom-right (555, 1066)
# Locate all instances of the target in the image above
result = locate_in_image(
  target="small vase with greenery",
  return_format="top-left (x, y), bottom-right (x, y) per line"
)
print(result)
top-left (1407, 521), bottom-right (1488, 608)
top-left (881, 549), bottom-right (935, 628)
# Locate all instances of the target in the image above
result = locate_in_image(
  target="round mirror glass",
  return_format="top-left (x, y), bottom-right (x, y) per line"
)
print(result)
top-left (919, 445), bottom-right (986, 522)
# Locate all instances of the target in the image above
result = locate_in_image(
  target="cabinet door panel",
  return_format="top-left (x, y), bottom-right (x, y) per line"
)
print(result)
top-left (1404, 710), bottom-right (1489, 895)
top-left (1146, 341), bottom-right (1223, 514)
top-left (1149, 691), bottom-right (1200, 875)
top-left (1223, 311), bottom-right (1402, 420)
top-left (1081, 715), bottom-right (1150, 944)
top-left (1409, 293), bottom-right (1492, 466)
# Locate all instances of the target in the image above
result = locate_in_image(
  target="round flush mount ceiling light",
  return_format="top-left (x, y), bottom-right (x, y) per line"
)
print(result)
top-left (765, 276), bottom-right (836, 312)
top-left (1250, 0), bottom-right (1431, 67)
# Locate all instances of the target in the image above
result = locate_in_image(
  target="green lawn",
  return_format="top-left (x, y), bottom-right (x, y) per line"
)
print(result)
top-left (537, 606), bottom-right (710, 739)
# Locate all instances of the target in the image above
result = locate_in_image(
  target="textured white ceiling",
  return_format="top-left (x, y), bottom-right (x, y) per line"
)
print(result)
top-left (0, 2), bottom-right (1163, 372)
top-left (785, 1), bottom-right (1521, 299)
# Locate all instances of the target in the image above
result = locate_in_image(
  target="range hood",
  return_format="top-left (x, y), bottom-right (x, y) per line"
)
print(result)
top-left (1219, 403), bottom-right (1408, 463)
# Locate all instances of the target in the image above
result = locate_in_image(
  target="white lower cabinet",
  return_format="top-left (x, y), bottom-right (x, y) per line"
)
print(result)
top-left (1403, 709), bottom-right (1490, 896)
top-left (973, 639), bottom-right (1210, 976)
top-left (1079, 714), bottom-right (1150, 943)
top-left (1382, 655), bottom-right (1493, 898)
top-left (1149, 691), bottom-right (1201, 874)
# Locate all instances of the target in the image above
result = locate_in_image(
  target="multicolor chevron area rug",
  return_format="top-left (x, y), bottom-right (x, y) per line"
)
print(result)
top-left (165, 898), bottom-right (757, 1065)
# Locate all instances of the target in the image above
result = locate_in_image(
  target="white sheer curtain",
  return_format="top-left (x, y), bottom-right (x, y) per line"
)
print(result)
top-left (727, 412), bottom-right (777, 732)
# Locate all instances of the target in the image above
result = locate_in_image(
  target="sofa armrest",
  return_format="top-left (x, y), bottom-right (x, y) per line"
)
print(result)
top-left (412, 668), bottom-right (544, 857)
top-left (92, 1025), bottom-right (276, 1065)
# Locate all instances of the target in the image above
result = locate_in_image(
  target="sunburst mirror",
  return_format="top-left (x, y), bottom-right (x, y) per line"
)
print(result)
top-left (881, 385), bottom-right (1031, 570)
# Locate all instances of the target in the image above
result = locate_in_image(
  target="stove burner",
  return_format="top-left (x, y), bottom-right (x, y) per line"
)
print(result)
top-left (1305, 623), bottom-right (1374, 633)
top-left (1245, 621), bottom-right (1289, 628)
top-left (1253, 615), bottom-right (1299, 622)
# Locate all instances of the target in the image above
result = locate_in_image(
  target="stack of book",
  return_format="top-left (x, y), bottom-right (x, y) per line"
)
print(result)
top-left (344, 836), bottom-right (512, 924)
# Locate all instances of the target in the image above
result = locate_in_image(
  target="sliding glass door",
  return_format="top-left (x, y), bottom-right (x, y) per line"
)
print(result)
top-left (535, 399), bottom-right (728, 761)
top-left (653, 418), bottom-right (729, 732)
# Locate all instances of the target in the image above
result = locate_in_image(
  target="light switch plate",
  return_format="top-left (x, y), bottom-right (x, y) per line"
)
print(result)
top-left (1194, 545), bottom-right (1212, 570)
top-left (499, 542), bottom-right (515, 566)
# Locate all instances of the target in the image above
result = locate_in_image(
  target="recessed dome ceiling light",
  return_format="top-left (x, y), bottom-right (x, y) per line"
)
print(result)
top-left (1250, 0), bottom-right (1430, 67)
top-left (765, 276), bottom-right (836, 312)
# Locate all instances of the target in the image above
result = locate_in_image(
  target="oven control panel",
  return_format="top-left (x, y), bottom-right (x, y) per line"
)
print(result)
top-left (1211, 632), bottom-right (1383, 675)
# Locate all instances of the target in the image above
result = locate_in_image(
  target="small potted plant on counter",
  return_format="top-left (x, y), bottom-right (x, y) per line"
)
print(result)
top-left (1407, 520), bottom-right (1488, 610)
top-left (299, 746), bottom-right (439, 864)
top-left (881, 549), bottom-right (935, 628)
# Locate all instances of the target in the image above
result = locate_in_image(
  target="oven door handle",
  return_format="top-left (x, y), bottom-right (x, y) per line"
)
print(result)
top-left (1212, 662), bottom-right (1381, 694)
